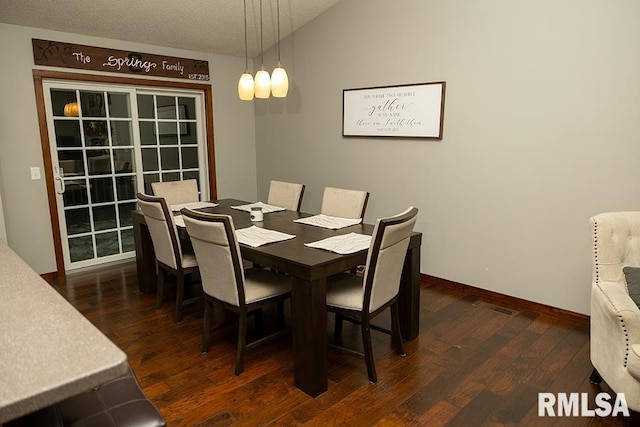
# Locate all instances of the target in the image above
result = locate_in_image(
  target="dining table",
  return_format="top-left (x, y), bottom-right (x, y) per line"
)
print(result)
top-left (131, 198), bottom-right (422, 397)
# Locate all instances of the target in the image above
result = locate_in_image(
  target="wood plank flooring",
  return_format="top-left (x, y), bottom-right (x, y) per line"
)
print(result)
top-left (45, 261), bottom-right (632, 426)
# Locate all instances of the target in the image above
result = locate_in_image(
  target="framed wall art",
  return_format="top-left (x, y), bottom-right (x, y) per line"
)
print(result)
top-left (342, 81), bottom-right (446, 139)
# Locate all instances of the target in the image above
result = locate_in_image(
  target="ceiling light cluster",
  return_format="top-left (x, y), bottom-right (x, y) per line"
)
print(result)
top-left (238, 0), bottom-right (289, 100)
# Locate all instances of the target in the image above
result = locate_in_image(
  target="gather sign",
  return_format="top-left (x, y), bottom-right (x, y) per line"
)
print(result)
top-left (32, 39), bottom-right (210, 81)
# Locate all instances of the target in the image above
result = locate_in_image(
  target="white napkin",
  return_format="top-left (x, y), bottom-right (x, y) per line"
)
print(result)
top-left (294, 214), bottom-right (362, 230)
top-left (231, 201), bottom-right (286, 214)
top-left (235, 225), bottom-right (296, 247)
top-left (305, 232), bottom-right (371, 255)
top-left (170, 201), bottom-right (218, 212)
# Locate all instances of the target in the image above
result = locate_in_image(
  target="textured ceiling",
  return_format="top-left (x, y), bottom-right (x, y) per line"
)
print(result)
top-left (0, 0), bottom-right (341, 57)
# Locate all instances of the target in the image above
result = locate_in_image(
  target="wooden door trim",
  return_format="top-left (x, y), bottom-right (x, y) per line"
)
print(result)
top-left (32, 69), bottom-right (218, 277)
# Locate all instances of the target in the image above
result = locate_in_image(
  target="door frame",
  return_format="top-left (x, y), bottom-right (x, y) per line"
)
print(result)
top-left (33, 69), bottom-right (218, 277)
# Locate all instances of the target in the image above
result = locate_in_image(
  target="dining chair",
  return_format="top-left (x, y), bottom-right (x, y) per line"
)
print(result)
top-left (326, 206), bottom-right (418, 382)
top-left (321, 186), bottom-right (370, 219)
top-left (181, 208), bottom-right (291, 375)
top-left (137, 192), bottom-right (199, 323)
top-left (150, 179), bottom-right (199, 206)
top-left (267, 180), bottom-right (305, 211)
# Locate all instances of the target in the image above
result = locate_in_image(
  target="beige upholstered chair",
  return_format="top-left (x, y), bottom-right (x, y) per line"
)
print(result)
top-left (181, 208), bottom-right (291, 375)
top-left (137, 193), bottom-right (199, 323)
top-left (151, 179), bottom-right (199, 206)
top-left (327, 207), bottom-right (418, 382)
top-left (321, 186), bottom-right (369, 219)
top-left (590, 212), bottom-right (640, 411)
top-left (267, 180), bottom-right (305, 211)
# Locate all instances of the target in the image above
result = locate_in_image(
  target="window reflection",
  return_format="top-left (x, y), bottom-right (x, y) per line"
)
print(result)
top-left (55, 121), bottom-right (82, 147)
top-left (80, 91), bottom-right (106, 117)
top-left (108, 93), bottom-right (130, 118)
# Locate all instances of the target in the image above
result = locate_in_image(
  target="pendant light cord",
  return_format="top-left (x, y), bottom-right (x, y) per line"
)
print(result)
top-left (276, 0), bottom-right (281, 63)
top-left (259, 0), bottom-right (264, 67)
top-left (243, 0), bottom-right (249, 70)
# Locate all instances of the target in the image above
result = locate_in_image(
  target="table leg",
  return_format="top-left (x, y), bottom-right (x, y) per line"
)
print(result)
top-left (132, 213), bottom-right (157, 294)
top-left (399, 241), bottom-right (421, 340)
top-left (291, 277), bottom-right (328, 397)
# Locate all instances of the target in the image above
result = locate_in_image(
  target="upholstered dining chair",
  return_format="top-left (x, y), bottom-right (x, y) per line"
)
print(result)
top-left (137, 192), bottom-right (199, 323)
top-left (267, 180), bottom-right (305, 211)
top-left (321, 186), bottom-right (370, 219)
top-left (589, 212), bottom-right (640, 412)
top-left (151, 179), bottom-right (199, 206)
top-left (326, 207), bottom-right (418, 383)
top-left (181, 208), bottom-right (291, 375)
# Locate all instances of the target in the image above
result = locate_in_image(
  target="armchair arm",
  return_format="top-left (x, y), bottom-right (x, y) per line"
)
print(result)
top-left (591, 281), bottom-right (640, 372)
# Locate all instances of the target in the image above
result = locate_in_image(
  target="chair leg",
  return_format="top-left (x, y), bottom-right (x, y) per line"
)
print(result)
top-left (361, 319), bottom-right (377, 383)
top-left (200, 299), bottom-right (212, 354)
top-left (390, 302), bottom-right (405, 356)
top-left (174, 271), bottom-right (184, 323)
top-left (590, 368), bottom-right (603, 385)
top-left (334, 314), bottom-right (344, 338)
top-left (236, 310), bottom-right (248, 375)
top-left (155, 266), bottom-right (165, 309)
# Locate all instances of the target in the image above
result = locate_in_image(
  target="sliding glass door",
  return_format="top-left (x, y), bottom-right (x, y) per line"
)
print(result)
top-left (44, 81), bottom-right (207, 270)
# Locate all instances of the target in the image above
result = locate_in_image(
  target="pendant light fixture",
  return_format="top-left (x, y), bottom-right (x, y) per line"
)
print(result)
top-left (254, 0), bottom-right (271, 99)
top-left (271, 0), bottom-right (288, 97)
top-left (238, 0), bottom-right (254, 100)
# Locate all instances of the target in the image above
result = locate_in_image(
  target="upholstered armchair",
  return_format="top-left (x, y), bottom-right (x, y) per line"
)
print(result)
top-left (590, 212), bottom-right (640, 411)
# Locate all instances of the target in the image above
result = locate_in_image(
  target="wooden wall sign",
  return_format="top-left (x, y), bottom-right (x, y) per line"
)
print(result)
top-left (32, 39), bottom-right (210, 81)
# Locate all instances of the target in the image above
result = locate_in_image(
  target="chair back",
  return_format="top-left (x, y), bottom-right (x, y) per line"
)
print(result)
top-left (137, 193), bottom-right (181, 269)
top-left (362, 207), bottom-right (418, 313)
top-left (151, 179), bottom-right (199, 206)
top-left (181, 209), bottom-right (245, 307)
top-left (321, 187), bottom-right (369, 219)
top-left (267, 180), bottom-right (305, 211)
top-left (590, 212), bottom-right (640, 286)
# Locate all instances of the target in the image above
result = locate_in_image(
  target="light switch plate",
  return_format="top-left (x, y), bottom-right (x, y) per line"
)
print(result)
top-left (30, 167), bottom-right (41, 180)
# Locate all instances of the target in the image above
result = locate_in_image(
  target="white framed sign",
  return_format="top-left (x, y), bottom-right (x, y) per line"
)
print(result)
top-left (342, 82), bottom-right (446, 139)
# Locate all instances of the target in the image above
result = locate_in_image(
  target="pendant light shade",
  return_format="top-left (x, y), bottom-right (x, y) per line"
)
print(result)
top-left (238, 72), bottom-right (254, 100)
top-left (271, 0), bottom-right (288, 98)
top-left (271, 63), bottom-right (288, 97)
top-left (254, 66), bottom-right (271, 98)
top-left (253, 0), bottom-right (271, 99)
top-left (238, 0), bottom-right (254, 100)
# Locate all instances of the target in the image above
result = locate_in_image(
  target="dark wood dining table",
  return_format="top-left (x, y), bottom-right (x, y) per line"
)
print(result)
top-left (131, 198), bottom-right (422, 397)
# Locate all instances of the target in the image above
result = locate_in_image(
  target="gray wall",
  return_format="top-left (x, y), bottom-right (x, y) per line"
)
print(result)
top-left (3, 0), bottom-right (639, 315)
top-left (0, 23), bottom-right (257, 273)
top-left (254, 0), bottom-right (640, 314)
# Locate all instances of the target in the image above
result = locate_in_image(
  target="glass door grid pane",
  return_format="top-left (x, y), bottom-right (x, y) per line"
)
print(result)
top-left (50, 87), bottom-right (137, 266)
top-left (138, 94), bottom-right (200, 195)
top-left (47, 83), bottom-right (207, 270)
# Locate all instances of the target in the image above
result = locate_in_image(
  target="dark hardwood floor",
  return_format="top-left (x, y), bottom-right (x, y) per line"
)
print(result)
top-left (46, 261), bottom-right (631, 426)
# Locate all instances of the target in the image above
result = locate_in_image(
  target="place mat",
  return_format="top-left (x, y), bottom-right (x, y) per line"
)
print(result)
top-left (305, 232), bottom-right (371, 255)
top-left (231, 201), bottom-right (286, 214)
top-left (294, 214), bottom-right (362, 230)
top-left (173, 214), bottom-right (185, 228)
top-left (170, 201), bottom-right (218, 212)
top-left (235, 225), bottom-right (296, 247)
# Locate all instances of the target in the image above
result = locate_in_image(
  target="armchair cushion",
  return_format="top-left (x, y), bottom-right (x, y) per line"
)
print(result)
top-left (623, 266), bottom-right (640, 309)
